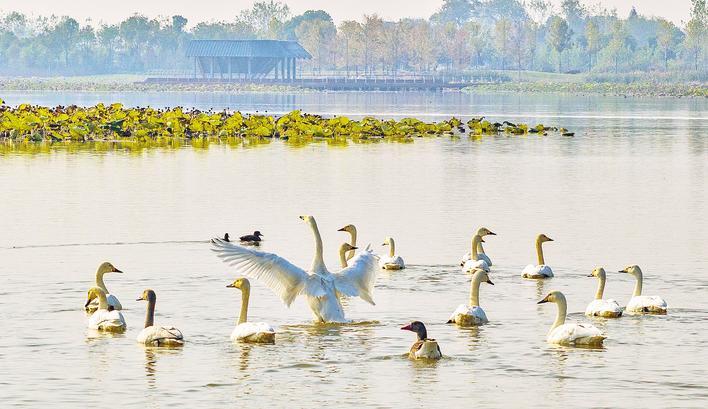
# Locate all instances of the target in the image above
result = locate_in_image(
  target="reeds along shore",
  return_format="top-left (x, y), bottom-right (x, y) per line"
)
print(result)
top-left (0, 102), bottom-right (572, 145)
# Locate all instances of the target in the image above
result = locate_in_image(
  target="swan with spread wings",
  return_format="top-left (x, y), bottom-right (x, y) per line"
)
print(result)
top-left (211, 215), bottom-right (379, 323)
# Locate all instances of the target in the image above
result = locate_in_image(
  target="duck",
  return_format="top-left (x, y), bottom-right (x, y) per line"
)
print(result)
top-left (619, 265), bottom-right (667, 314)
top-left (136, 289), bottom-right (184, 346)
top-left (459, 227), bottom-right (496, 266)
top-left (461, 235), bottom-right (490, 272)
top-left (239, 231), bottom-right (263, 245)
top-left (85, 262), bottom-right (123, 313)
top-left (338, 242), bottom-right (358, 268)
top-left (212, 215), bottom-right (379, 323)
top-left (447, 268), bottom-right (494, 326)
top-left (222, 233), bottom-right (231, 242)
top-left (585, 267), bottom-right (622, 318)
top-left (337, 224), bottom-right (357, 262)
top-left (380, 237), bottom-right (405, 270)
top-left (227, 278), bottom-right (275, 343)
top-left (538, 291), bottom-right (605, 346)
top-left (401, 321), bottom-right (442, 360)
top-left (522, 234), bottom-right (554, 279)
top-left (85, 287), bottom-right (127, 333)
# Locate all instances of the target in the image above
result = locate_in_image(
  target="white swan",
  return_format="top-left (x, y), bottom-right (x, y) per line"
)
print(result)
top-left (212, 215), bottom-right (379, 323)
top-left (380, 237), bottom-right (405, 270)
top-left (522, 234), bottom-right (554, 279)
top-left (401, 321), bottom-right (442, 360)
top-left (85, 287), bottom-right (126, 333)
top-left (227, 278), bottom-right (276, 343)
top-left (447, 268), bottom-right (494, 326)
top-left (85, 262), bottom-right (123, 313)
top-left (461, 234), bottom-right (490, 272)
top-left (585, 267), bottom-right (622, 318)
top-left (619, 265), bottom-right (667, 314)
top-left (135, 289), bottom-right (184, 346)
top-left (338, 242), bottom-right (358, 268)
top-left (460, 227), bottom-right (495, 266)
top-left (338, 224), bottom-right (357, 262)
top-left (538, 291), bottom-right (605, 346)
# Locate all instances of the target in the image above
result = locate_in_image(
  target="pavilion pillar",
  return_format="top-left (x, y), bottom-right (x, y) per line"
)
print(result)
top-left (247, 57), bottom-right (252, 80)
top-left (210, 57), bottom-right (214, 79)
top-left (281, 58), bottom-right (285, 81)
top-left (274, 59), bottom-right (279, 80)
top-left (193, 57), bottom-right (197, 78)
top-left (228, 58), bottom-right (232, 80)
top-left (292, 58), bottom-right (297, 81)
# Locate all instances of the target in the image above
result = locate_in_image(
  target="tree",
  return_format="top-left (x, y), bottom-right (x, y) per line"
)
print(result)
top-left (607, 20), bottom-right (628, 73)
top-left (494, 18), bottom-right (511, 70)
top-left (362, 15), bottom-right (385, 75)
top-left (683, 0), bottom-right (707, 71)
top-left (240, 1), bottom-right (291, 38)
top-left (548, 16), bottom-right (572, 72)
top-left (508, 20), bottom-right (527, 79)
top-left (657, 19), bottom-right (677, 70)
top-left (465, 21), bottom-right (489, 67)
top-left (337, 20), bottom-right (364, 76)
top-left (430, 0), bottom-right (478, 26)
top-left (585, 20), bottom-right (600, 70)
top-left (295, 16), bottom-right (336, 72)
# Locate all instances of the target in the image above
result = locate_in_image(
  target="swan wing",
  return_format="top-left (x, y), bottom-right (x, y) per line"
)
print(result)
top-left (211, 238), bottom-right (309, 306)
top-left (138, 326), bottom-right (184, 345)
top-left (332, 249), bottom-right (378, 305)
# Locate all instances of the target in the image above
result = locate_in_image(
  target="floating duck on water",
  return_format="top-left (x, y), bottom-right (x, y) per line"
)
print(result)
top-left (239, 231), bottom-right (263, 245)
top-left (401, 321), bottom-right (442, 360)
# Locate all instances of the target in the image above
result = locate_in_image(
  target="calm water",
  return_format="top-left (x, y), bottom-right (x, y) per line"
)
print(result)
top-left (1, 91), bottom-right (707, 408)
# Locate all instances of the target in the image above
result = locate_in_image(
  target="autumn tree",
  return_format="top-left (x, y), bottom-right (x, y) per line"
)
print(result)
top-left (548, 16), bottom-right (572, 72)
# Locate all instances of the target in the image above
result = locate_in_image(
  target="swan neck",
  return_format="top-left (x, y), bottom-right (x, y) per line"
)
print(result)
top-left (469, 273), bottom-right (482, 307)
top-left (96, 290), bottom-right (109, 310)
top-left (551, 298), bottom-right (567, 330)
top-left (144, 297), bottom-right (155, 328)
top-left (339, 246), bottom-right (348, 268)
top-left (471, 236), bottom-right (480, 259)
top-left (595, 273), bottom-right (606, 300)
top-left (239, 287), bottom-right (250, 325)
top-left (346, 230), bottom-right (357, 261)
top-left (95, 271), bottom-right (108, 293)
top-left (536, 239), bottom-right (545, 265)
top-left (309, 219), bottom-right (325, 272)
top-left (477, 240), bottom-right (485, 254)
top-left (633, 272), bottom-right (643, 297)
top-left (389, 239), bottom-right (395, 258)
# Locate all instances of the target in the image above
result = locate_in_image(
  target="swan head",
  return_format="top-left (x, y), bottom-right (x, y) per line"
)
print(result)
top-left (84, 287), bottom-right (106, 307)
top-left (339, 242), bottom-right (358, 253)
top-left (477, 227), bottom-right (496, 236)
top-left (537, 290), bottom-right (565, 305)
top-left (227, 277), bottom-right (251, 291)
top-left (299, 215), bottom-right (317, 226)
top-left (588, 267), bottom-right (606, 278)
top-left (136, 289), bottom-right (156, 302)
top-left (337, 224), bottom-right (356, 233)
top-left (537, 234), bottom-right (553, 243)
top-left (472, 269), bottom-right (494, 285)
top-left (97, 262), bottom-right (123, 275)
top-left (619, 265), bottom-right (642, 276)
top-left (401, 321), bottom-right (428, 340)
top-left (382, 237), bottom-right (394, 246)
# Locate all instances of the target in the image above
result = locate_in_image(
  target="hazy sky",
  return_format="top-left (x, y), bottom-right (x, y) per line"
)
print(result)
top-left (0, 0), bottom-right (693, 26)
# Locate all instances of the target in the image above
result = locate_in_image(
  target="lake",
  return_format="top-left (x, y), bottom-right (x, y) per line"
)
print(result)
top-left (1, 91), bottom-right (707, 407)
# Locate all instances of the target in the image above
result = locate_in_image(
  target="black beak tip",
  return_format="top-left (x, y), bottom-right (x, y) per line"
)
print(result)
top-left (488, 281), bottom-right (495, 285)
top-left (136, 297), bottom-right (142, 301)
top-left (537, 300), bottom-right (547, 304)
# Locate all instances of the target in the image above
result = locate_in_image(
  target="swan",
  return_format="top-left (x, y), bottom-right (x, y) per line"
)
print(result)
top-left (401, 321), bottom-right (442, 360)
top-left (212, 215), bottom-right (378, 323)
top-left (227, 278), bottom-right (275, 343)
top-left (461, 235), bottom-right (490, 272)
top-left (338, 242), bottom-right (358, 268)
top-left (380, 237), bottom-right (405, 270)
top-left (522, 234), bottom-right (554, 279)
top-left (460, 227), bottom-right (496, 266)
top-left (337, 224), bottom-right (357, 262)
top-left (447, 268), bottom-right (494, 326)
top-left (136, 289), bottom-right (184, 346)
top-left (619, 265), bottom-right (667, 314)
top-left (585, 267), bottom-right (622, 318)
top-left (240, 231), bottom-right (263, 245)
top-left (538, 291), bottom-right (605, 346)
top-left (85, 262), bottom-right (123, 313)
top-left (85, 287), bottom-right (126, 333)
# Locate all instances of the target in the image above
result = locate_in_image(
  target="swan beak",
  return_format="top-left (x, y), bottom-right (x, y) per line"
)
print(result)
top-left (587, 274), bottom-right (595, 277)
top-left (487, 279), bottom-right (495, 285)
top-left (547, 238), bottom-right (554, 241)
top-left (537, 296), bottom-right (549, 304)
top-left (351, 246), bottom-right (358, 250)
top-left (84, 299), bottom-right (91, 308)
top-left (337, 227), bottom-right (346, 231)
top-left (618, 269), bottom-right (627, 273)
top-left (488, 231), bottom-right (496, 235)
top-left (480, 238), bottom-right (486, 243)
top-left (113, 268), bottom-right (123, 274)
top-left (400, 324), bottom-right (412, 331)
top-left (226, 283), bottom-right (235, 288)
top-left (299, 215), bottom-right (305, 220)
top-left (135, 297), bottom-right (143, 301)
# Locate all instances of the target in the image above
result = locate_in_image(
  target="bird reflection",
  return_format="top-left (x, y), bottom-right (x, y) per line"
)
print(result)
top-left (144, 348), bottom-right (157, 390)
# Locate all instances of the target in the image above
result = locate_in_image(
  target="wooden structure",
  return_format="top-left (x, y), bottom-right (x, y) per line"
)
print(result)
top-left (186, 40), bottom-right (311, 80)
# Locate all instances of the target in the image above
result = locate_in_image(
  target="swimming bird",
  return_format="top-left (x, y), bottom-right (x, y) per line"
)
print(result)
top-left (337, 224), bottom-right (357, 261)
top-left (619, 265), bottom-right (667, 314)
top-left (338, 243), bottom-right (358, 268)
top-left (460, 227), bottom-right (496, 266)
top-left (223, 233), bottom-right (231, 242)
top-left (585, 267), bottom-right (622, 318)
top-left (239, 231), bottom-right (263, 245)
top-left (212, 216), bottom-right (378, 323)
top-left (522, 234), bottom-right (554, 279)
top-left (380, 237), bottom-right (405, 270)
top-left (448, 268), bottom-right (494, 326)
top-left (85, 262), bottom-right (123, 313)
top-left (538, 291), bottom-right (605, 346)
top-left (401, 321), bottom-right (442, 360)
top-left (136, 289), bottom-right (184, 346)
top-left (85, 287), bottom-right (126, 333)
top-left (461, 235), bottom-right (490, 272)
top-left (227, 278), bottom-right (275, 343)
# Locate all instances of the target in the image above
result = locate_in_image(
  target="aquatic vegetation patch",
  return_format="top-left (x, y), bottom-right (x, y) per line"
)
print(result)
top-left (0, 100), bottom-right (572, 150)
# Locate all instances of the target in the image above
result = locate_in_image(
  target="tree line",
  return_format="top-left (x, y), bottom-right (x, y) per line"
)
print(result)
top-left (0, 0), bottom-right (705, 78)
